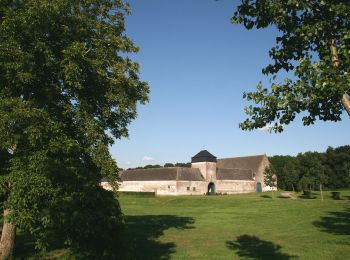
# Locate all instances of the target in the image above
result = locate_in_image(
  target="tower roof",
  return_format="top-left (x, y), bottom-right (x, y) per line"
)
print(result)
top-left (191, 150), bottom-right (217, 163)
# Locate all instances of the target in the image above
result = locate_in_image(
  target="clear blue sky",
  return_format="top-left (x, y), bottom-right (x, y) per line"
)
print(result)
top-left (110, 0), bottom-right (350, 169)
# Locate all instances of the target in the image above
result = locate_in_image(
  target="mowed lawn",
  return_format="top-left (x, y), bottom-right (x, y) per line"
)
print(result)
top-left (120, 191), bottom-right (350, 260)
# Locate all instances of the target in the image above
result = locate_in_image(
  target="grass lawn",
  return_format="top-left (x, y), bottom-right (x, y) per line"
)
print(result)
top-left (6, 190), bottom-right (350, 259)
top-left (119, 190), bottom-right (350, 260)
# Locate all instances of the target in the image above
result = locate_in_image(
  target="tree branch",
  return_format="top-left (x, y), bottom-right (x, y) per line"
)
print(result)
top-left (330, 39), bottom-right (350, 116)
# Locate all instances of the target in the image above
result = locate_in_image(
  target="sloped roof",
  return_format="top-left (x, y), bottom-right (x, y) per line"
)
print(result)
top-left (217, 168), bottom-right (254, 180)
top-left (120, 167), bottom-right (204, 181)
top-left (191, 150), bottom-right (217, 163)
top-left (217, 154), bottom-right (266, 174)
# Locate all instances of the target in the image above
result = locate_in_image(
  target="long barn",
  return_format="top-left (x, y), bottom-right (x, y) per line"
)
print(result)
top-left (102, 150), bottom-right (276, 195)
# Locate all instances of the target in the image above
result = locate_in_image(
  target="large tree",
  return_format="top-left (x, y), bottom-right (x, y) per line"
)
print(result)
top-left (0, 0), bottom-right (148, 258)
top-left (232, 0), bottom-right (350, 132)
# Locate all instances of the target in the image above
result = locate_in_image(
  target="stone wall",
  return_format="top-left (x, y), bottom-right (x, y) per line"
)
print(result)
top-left (118, 180), bottom-right (207, 195)
top-left (253, 155), bottom-right (277, 191)
top-left (191, 162), bottom-right (217, 182)
top-left (216, 180), bottom-right (255, 194)
top-left (176, 181), bottom-right (207, 195)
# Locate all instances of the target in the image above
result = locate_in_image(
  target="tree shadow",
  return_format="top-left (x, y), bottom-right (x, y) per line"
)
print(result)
top-left (313, 208), bottom-right (350, 236)
top-left (261, 195), bottom-right (272, 199)
top-left (124, 215), bottom-right (195, 259)
top-left (226, 235), bottom-right (296, 259)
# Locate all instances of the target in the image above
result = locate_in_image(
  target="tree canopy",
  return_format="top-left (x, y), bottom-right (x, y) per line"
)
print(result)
top-left (0, 0), bottom-right (148, 258)
top-left (232, 0), bottom-right (350, 132)
top-left (269, 145), bottom-right (350, 191)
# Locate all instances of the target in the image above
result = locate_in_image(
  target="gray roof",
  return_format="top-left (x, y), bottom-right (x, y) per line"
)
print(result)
top-left (217, 168), bottom-right (254, 180)
top-left (217, 154), bottom-right (266, 174)
top-left (191, 150), bottom-right (217, 163)
top-left (120, 167), bottom-right (204, 181)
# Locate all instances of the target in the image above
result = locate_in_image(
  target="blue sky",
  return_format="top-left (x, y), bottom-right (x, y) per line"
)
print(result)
top-left (110, 0), bottom-right (350, 169)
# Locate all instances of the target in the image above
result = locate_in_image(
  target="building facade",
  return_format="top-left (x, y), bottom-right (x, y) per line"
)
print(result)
top-left (101, 150), bottom-right (276, 195)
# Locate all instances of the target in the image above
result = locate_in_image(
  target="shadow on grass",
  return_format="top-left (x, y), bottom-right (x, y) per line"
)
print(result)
top-left (125, 215), bottom-right (195, 259)
top-left (260, 195), bottom-right (272, 199)
top-left (226, 235), bottom-right (296, 259)
top-left (314, 208), bottom-right (350, 236)
top-left (14, 229), bottom-right (69, 259)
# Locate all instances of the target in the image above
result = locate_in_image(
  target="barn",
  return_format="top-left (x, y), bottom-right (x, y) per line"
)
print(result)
top-left (102, 150), bottom-right (276, 195)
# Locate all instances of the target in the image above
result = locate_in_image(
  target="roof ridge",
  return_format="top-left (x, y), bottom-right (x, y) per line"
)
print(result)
top-left (219, 167), bottom-right (253, 170)
top-left (218, 154), bottom-right (266, 160)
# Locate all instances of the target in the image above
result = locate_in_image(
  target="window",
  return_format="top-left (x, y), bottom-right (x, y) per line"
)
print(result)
top-left (187, 187), bottom-right (190, 191)
top-left (193, 187), bottom-right (196, 191)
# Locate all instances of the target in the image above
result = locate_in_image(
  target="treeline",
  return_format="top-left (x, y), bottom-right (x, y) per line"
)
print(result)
top-left (127, 162), bottom-right (191, 170)
top-left (270, 145), bottom-right (350, 191)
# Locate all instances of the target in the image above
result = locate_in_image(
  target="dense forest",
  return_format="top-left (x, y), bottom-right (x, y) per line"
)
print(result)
top-left (270, 145), bottom-right (350, 191)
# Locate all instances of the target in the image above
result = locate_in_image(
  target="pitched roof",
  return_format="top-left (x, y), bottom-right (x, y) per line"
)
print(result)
top-left (120, 167), bottom-right (204, 181)
top-left (217, 154), bottom-right (266, 173)
top-left (217, 168), bottom-right (254, 180)
top-left (191, 150), bottom-right (217, 163)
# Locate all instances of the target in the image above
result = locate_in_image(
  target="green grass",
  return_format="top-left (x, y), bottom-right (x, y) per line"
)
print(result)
top-left (7, 190), bottom-right (350, 259)
top-left (119, 190), bottom-right (350, 259)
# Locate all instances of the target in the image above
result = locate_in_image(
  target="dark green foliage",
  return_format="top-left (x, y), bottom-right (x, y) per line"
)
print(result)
top-left (174, 162), bottom-right (191, 168)
top-left (164, 163), bottom-right (175, 167)
top-left (232, 1), bottom-right (350, 132)
top-left (264, 165), bottom-right (277, 190)
top-left (270, 145), bottom-right (350, 191)
top-left (0, 0), bottom-right (148, 258)
top-left (128, 162), bottom-right (191, 170)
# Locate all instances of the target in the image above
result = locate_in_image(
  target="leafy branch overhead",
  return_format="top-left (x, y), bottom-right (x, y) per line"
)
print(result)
top-left (0, 0), bottom-right (149, 258)
top-left (232, 0), bottom-right (350, 132)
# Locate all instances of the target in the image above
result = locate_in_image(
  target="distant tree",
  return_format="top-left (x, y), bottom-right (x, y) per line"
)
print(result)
top-left (175, 162), bottom-right (191, 168)
top-left (232, 1), bottom-right (350, 132)
top-left (164, 163), bottom-right (175, 167)
top-left (324, 146), bottom-right (350, 188)
top-left (0, 0), bottom-right (148, 258)
top-left (269, 155), bottom-right (299, 190)
top-left (281, 161), bottom-right (300, 192)
top-left (143, 164), bottom-right (163, 169)
top-left (264, 166), bottom-right (277, 196)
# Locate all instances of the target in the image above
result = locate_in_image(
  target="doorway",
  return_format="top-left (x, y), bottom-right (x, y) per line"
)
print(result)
top-left (256, 182), bottom-right (262, 193)
top-left (208, 182), bottom-right (215, 195)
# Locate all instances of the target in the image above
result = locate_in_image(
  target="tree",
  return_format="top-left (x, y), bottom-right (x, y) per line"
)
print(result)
top-left (232, 1), bottom-right (350, 132)
top-left (164, 163), bottom-right (175, 167)
top-left (269, 155), bottom-right (299, 190)
top-left (0, 0), bottom-right (148, 258)
top-left (264, 165), bottom-right (277, 196)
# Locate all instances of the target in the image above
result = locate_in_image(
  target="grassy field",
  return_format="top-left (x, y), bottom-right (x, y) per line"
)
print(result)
top-left (119, 191), bottom-right (350, 260)
top-left (7, 190), bottom-right (350, 259)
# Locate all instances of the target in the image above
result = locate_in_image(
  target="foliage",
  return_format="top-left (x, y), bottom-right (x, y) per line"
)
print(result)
top-left (0, 0), bottom-right (148, 258)
top-left (270, 145), bottom-right (350, 191)
top-left (127, 162), bottom-right (191, 170)
top-left (263, 165), bottom-right (277, 190)
top-left (232, 0), bottom-right (350, 132)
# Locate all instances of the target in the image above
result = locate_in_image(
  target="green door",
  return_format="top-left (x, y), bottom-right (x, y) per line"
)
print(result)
top-left (208, 182), bottom-right (215, 195)
top-left (256, 182), bottom-right (262, 193)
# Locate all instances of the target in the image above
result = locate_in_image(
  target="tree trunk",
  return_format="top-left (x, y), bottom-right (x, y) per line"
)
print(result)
top-left (0, 209), bottom-right (16, 260)
top-left (320, 183), bottom-right (324, 201)
top-left (341, 92), bottom-right (350, 116)
top-left (330, 39), bottom-right (350, 116)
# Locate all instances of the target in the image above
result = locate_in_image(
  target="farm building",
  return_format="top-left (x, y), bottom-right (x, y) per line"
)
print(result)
top-left (101, 150), bottom-right (276, 195)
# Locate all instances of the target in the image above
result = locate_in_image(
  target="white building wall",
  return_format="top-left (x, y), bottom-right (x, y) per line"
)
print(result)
top-left (176, 181), bottom-right (207, 195)
top-left (191, 162), bottom-right (217, 182)
top-left (255, 155), bottom-right (277, 191)
top-left (216, 180), bottom-right (255, 194)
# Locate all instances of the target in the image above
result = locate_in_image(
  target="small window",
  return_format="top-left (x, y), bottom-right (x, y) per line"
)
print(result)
top-left (193, 187), bottom-right (196, 191)
top-left (187, 187), bottom-right (190, 191)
